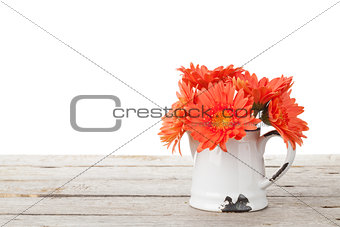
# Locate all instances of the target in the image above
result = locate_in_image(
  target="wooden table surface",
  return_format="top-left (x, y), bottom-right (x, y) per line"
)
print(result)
top-left (0, 155), bottom-right (340, 227)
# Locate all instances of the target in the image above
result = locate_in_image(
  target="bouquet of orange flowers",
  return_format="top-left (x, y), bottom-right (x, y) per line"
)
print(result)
top-left (159, 63), bottom-right (308, 155)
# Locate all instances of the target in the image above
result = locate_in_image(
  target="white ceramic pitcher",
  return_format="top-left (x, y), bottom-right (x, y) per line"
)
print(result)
top-left (188, 128), bottom-right (295, 212)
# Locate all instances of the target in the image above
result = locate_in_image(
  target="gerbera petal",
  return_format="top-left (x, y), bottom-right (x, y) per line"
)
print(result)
top-left (267, 91), bottom-right (308, 150)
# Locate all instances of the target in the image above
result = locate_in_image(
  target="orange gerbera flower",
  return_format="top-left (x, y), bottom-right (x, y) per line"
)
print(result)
top-left (187, 81), bottom-right (261, 152)
top-left (178, 63), bottom-right (243, 90)
top-left (158, 81), bottom-right (196, 154)
top-left (233, 71), bottom-right (293, 113)
top-left (158, 105), bottom-right (186, 155)
top-left (266, 90), bottom-right (308, 150)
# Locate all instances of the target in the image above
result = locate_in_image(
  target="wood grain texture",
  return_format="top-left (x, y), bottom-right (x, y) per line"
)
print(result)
top-left (0, 155), bottom-right (340, 227)
top-left (0, 197), bottom-right (340, 227)
top-left (0, 166), bottom-right (339, 197)
top-left (1, 154), bottom-right (340, 167)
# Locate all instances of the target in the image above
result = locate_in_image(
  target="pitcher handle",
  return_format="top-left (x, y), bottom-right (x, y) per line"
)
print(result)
top-left (257, 130), bottom-right (296, 190)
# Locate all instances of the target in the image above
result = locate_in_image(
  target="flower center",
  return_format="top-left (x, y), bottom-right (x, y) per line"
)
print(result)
top-left (211, 110), bottom-right (233, 130)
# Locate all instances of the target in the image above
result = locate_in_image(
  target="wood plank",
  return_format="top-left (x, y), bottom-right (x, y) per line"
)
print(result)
top-left (1, 155), bottom-right (340, 167)
top-left (1, 215), bottom-right (339, 227)
top-left (0, 166), bottom-right (339, 197)
top-left (1, 166), bottom-right (339, 181)
top-left (0, 197), bottom-right (339, 227)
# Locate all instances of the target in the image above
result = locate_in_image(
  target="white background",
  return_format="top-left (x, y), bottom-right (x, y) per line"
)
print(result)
top-left (0, 0), bottom-right (339, 156)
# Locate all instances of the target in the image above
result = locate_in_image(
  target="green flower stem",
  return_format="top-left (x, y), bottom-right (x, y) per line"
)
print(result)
top-left (260, 109), bottom-right (271, 126)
